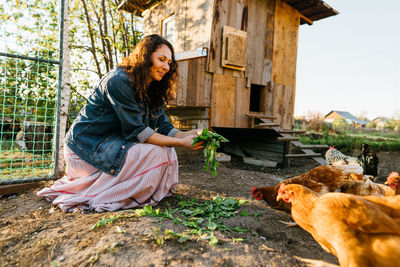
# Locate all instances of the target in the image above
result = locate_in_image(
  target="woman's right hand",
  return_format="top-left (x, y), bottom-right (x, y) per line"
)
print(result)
top-left (180, 135), bottom-right (204, 151)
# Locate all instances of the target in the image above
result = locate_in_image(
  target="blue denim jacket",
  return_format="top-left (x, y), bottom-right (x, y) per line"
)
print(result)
top-left (65, 68), bottom-right (179, 176)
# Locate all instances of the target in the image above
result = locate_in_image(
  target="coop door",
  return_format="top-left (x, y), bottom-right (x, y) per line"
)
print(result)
top-left (211, 74), bottom-right (249, 128)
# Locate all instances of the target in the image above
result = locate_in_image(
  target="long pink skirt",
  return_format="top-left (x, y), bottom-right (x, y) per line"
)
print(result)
top-left (36, 144), bottom-right (179, 212)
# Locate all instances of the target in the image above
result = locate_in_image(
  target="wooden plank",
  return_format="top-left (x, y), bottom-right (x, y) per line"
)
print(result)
top-left (186, 58), bottom-right (198, 106)
top-left (313, 157), bottom-right (327, 165)
top-left (235, 77), bottom-right (250, 128)
top-left (285, 153), bottom-right (321, 158)
top-left (277, 133), bottom-right (299, 141)
top-left (203, 72), bottom-right (212, 106)
top-left (208, 0), bottom-right (229, 74)
top-left (242, 147), bottom-right (284, 163)
top-left (271, 1), bottom-right (299, 129)
top-left (246, 112), bottom-right (277, 119)
top-left (272, 0), bottom-right (299, 86)
top-left (302, 148), bottom-right (321, 155)
top-left (246, 0), bottom-right (268, 86)
top-left (291, 141), bottom-right (328, 149)
top-left (285, 152), bottom-right (321, 158)
top-left (174, 57), bottom-right (211, 107)
top-left (256, 122), bottom-right (280, 127)
top-left (241, 142), bottom-right (285, 154)
top-left (243, 157), bottom-right (277, 168)
top-left (196, 57), bottom-right (207, 106)
top-left (0, 181), bottom-right (41, 196)
top-left (211, 73), bottom-right (236, 127)
top-left (176, 59), bottom-right (188, 106)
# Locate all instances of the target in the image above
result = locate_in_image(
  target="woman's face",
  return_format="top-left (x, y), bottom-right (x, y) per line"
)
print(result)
top-left (150, 44), bottom-right (172, 82)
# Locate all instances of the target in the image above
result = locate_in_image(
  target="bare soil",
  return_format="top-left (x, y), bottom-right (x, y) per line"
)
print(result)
top-left (1, 149), bottom-right (399, 267)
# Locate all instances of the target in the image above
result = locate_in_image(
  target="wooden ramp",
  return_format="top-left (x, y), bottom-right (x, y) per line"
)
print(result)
top-left (246, 113), bottom-right (328, 166)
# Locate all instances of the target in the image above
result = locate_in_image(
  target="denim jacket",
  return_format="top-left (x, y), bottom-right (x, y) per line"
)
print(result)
top-left (65, 68), bottom-right (179, 176)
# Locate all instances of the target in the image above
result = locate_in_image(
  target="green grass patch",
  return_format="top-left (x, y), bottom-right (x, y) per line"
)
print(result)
top-left (0, 141), bottom-right (54, 180)
top-left (299, 132), bottom-right (400, 153)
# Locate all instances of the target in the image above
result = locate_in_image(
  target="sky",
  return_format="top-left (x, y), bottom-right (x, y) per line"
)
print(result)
top-left (295, 0), bottom-right (400, 120)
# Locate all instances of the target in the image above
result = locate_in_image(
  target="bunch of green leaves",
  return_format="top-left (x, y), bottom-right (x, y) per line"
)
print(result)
top-left (191, 129), bottom-right (229, 176)
top-left (131, 195), bottom-right (257, 246)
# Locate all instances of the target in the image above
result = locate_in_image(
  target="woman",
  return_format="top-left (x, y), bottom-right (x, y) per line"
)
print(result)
top-left (37, 34), bottom-right (203, 212)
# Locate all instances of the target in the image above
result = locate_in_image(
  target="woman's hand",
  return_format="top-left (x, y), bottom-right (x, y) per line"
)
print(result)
top-left (180, 135), bottom-right (204, 151)
top-left (145, 132), bottom-right (204, 151)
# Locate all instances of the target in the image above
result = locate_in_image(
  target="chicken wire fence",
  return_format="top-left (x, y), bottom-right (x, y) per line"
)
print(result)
top-left (0, 0), bottom-right (65, 184)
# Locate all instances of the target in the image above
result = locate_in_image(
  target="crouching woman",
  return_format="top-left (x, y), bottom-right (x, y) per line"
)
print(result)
top-left (37, 34), bottom-right (203, 212)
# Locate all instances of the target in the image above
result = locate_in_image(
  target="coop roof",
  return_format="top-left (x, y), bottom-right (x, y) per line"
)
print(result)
top-left (118, 0), bottom-right (338, 24)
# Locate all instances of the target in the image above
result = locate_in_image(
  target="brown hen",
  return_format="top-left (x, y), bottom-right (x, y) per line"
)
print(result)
top-left (385, 171), bottom-right (400, 195)
top-left (251, 164), bottom-right (367, 211)
top-left (277, 183), bottom-right (400, 267)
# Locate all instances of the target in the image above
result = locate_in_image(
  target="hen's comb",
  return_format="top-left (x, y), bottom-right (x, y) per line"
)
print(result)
top-left (387, 172), bottom-right (399, 180)
top-left (329, 146), bottom-right (335, 150)
top-left (251, 186), bottom-right (257, 196)
top-left (278, 183), bottom-right (286, 193)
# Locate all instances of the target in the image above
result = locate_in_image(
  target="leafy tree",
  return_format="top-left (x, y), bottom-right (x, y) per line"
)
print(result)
top-left (67, 0), bottom-right (143, 124)
top-left (0, 0), bottom-right (59, 127)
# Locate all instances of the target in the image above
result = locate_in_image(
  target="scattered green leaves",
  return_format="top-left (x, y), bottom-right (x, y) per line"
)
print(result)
top-left (191, 129), bottom-right (229, 176)
top-left (127, 196), bottom-right (253, 247)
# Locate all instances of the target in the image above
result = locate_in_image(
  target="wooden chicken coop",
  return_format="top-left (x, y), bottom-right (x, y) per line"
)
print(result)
top-left (118, 0), bottom-right (337, 166)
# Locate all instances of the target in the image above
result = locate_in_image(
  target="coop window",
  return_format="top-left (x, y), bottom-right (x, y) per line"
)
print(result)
top-left (249, 84), bottom-right (263, 112)
top-left (162, 14), bottom-right (175, 45)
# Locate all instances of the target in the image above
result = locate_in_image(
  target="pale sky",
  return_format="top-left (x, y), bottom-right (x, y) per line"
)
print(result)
top-left (295, 0), bottom-right (400, 120)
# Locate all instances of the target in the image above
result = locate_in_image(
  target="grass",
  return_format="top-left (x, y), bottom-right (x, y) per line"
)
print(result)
top-left (0, 139), bottom-right (54, 181)
top-left (298, 131), bottom-right (400, 153)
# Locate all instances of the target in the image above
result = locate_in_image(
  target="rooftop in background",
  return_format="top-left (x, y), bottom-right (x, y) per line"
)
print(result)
top-left (324, 110), bottom-right (369, 126)
top-left (117, 0), bottom-right (338, 25)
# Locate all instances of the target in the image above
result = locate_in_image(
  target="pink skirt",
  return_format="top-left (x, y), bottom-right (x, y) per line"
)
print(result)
top-left (37, 144), bottom-right (179, 212)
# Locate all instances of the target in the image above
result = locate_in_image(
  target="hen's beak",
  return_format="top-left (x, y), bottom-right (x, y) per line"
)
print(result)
top-left (384, 181), bottom-right (389, 185)
top-left (276, 195), bottom-right (282, 202)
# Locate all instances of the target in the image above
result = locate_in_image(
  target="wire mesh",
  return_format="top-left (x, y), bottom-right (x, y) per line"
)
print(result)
top-left (0, 0), bottom-right (61, 183)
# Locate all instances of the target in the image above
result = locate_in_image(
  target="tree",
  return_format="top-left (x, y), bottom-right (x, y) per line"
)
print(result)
top-left (67, 0), bottom-right (143, 123)
top-left (0, 0), bottom-right (59, 126)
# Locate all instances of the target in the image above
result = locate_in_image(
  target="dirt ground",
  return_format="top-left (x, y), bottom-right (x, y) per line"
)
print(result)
top-left (1, 149), bottom-right (399, 267)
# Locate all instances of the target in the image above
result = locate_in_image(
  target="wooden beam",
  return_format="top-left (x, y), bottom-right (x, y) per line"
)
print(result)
top-left (0, 182), bottom-right (41, 196)
top-left (300, 13), bottom-right (313, 25)
top-left (277, 134), bottom-right (299, 141)
top-left (291, 141), bottom-right (328, 149)
top-left (245, 112), bottom-right (277, 119)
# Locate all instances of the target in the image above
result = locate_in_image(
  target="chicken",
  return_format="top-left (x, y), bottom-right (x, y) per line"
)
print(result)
top-left (277, 183), bottom-right (400, 267)
top-left (251, 164), bottom-right (364, 212)
top-left (325, 146), bottom-right (361, 166)
top-left (339, 179), bottom-right (393, 196)
top-left (357, 143), bottom-right (379, 177)
top-left (385, 172), bottom-right (400, 195)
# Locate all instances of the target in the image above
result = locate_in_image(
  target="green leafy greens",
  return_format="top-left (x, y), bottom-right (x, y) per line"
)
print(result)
top-left (132, 195), bottom-right (250, 246)
top-left (191, 129), bottom-right (229, 176)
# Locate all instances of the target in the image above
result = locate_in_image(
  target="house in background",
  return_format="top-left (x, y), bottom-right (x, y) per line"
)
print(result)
top-left (118, 0), bottom-right (338, 166)
top-left (370, 117), bottom-right (389, 128)
top-left (324, 110), bottom-right (369, 127)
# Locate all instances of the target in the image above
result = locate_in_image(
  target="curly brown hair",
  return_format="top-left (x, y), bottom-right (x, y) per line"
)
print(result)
top-left (118, 34), bottom-right (178, 108)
